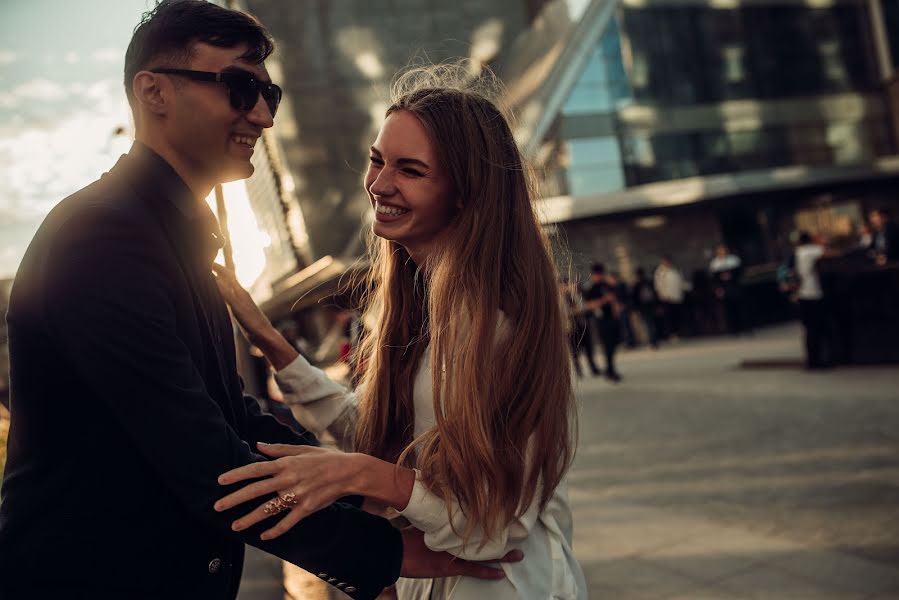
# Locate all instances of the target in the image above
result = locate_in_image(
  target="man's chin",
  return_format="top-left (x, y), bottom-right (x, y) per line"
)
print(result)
top-left (220, 163), bottom-right (255, 183)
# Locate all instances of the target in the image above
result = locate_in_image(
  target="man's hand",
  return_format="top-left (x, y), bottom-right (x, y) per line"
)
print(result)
top-left (399, 527), bottom-right (523, 580)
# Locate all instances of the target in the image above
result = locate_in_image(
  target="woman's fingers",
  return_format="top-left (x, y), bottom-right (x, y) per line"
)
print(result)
top-left (259, 503), bottom-right (311, 540)
top-left (214, 478), bottom-right (283, 512)
top-left (218, 459), bottom-right (281, 485)
top-left (229, 499), bottom-right (280, 532)
top-left (255, 442), bottom-right (314, 458)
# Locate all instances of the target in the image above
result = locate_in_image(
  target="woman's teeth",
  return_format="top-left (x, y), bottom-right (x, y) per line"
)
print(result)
top-left (376, 203), bottom-right (409, 217)
top-left (232, 135), bottom-right (255, 147)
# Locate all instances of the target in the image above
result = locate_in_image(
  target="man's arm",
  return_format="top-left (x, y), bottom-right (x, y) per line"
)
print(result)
top-left (43, 208), bottom-right (399, 600)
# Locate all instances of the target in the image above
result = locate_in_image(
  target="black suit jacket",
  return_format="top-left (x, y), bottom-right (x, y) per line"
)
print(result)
top-left (0, 143), bottom-right (401, 599)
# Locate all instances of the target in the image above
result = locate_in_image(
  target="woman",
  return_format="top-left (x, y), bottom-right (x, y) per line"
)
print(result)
top-left (213, 65), bottom-right (585, 599)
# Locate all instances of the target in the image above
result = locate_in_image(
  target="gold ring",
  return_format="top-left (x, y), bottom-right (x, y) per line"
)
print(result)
top-left (263, 498), bottom-right (286, 515)
top-left (280, 492), bottom-right (298, 507)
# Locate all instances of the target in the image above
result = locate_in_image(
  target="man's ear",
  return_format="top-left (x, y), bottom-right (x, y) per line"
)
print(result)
top-left (132, 71), bottom-right (168, 117)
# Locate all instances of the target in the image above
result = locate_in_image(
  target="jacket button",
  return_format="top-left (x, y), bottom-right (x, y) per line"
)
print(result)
top-left (208, 558), bottom-right (222, 574)
top-left (345, 586), bottom-right (357, 593)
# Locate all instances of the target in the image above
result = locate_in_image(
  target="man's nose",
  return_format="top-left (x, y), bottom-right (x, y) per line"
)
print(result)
top-left (246, 94), bottom-right (274, 128)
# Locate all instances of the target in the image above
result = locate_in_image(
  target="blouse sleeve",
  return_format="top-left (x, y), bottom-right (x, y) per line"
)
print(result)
top-left (398, 469), bottom-right (543, 561)
top-left (273, 355), bottom-right (359, 452)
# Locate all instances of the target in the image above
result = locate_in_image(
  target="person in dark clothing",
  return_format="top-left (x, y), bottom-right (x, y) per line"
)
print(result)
top-left (609, 271), bottom-right (636, 348)
top-left (583, 263), bottom-right (622, 382)
top-left (560, 278), bottom-right (602, 377)
top-left (0, 2), bottom-right (507, 598)
top-left (709, 244), bottom-right (746, 335)
top-left (630, 267), bottom-right (659, 348)
top-left (869, 208), bottom-right (899, 264)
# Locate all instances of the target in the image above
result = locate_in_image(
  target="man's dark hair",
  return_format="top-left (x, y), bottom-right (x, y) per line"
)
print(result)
top-left (591, 262), bottom-right (606, 275)
top-left (124, 0), bottom-right (274, 115)
top-left (798, 231), bottom-right (812, 245)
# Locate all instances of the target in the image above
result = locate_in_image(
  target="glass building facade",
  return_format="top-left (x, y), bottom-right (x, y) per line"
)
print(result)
top-left (550, 0), bottom-right (895, 197)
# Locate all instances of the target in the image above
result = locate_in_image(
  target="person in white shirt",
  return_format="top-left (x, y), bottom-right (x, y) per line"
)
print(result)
top-left (211, 64), bottom-right (586, 600)
top-left (654, 255), bottom-right (688, 340)
top-left (794, 231), bottom-right (832, 368)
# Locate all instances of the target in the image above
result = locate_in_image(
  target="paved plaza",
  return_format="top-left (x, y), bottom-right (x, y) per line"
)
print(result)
top-left (240, 322), bottom-right (899, 599)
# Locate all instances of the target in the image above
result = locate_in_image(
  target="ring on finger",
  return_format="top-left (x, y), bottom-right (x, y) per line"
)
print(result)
top-left (279, 492), bottom-right (298, 507)
top-left (262, 497), bottom-right (287, 515)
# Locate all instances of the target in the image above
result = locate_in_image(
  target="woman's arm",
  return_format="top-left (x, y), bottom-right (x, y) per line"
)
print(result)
top-left (212, 263), bottom-right (358, 450)
top-left (398, 470), bottom-right (543, 561)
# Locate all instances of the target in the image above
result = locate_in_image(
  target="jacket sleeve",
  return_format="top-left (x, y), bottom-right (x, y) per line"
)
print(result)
top-left (273, 355), bottom-right (359, 452)
top-left (43, 207), bottom-right (400, 600)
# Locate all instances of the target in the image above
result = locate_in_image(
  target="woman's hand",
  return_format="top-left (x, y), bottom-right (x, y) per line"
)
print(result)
top-left (215, 443), bottom-right (369, 540)
top-left (212, 264), bottom-right (298, 370)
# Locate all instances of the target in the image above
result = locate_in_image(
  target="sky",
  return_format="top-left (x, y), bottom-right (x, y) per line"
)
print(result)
top-left (0, 0), bottom-right (154, 278)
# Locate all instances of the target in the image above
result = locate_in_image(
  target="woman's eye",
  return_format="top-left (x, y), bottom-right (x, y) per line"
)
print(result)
top-left (369, 156), bottom-right (384, 165)
top-left (402, 168), bottom-right (424, 177)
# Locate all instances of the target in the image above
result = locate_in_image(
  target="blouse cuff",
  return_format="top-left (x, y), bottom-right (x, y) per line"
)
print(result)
top-left (397, 469), bottom-right (448, 533)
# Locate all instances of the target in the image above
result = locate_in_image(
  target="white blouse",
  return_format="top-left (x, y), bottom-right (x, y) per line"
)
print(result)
top-left (274, 333), bottom-right (586, 599)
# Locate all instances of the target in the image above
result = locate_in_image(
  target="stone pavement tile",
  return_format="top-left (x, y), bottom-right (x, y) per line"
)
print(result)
top-left (716, 563), bottom-right (866, 600)
top-left (775, 549), bottom-right (899, 598)
top-left (588, 582), bottom-right (662, 599)
top-left (584, 557), bottom-right (702, 598)
top-left (574, 502), bottom-right (724, 562)
top-left (237, 545), bottom-right (285, 600)
top-left (640, 527), bottom-right (804, 584)
top-left (662, 583), bottom-right (750, 599)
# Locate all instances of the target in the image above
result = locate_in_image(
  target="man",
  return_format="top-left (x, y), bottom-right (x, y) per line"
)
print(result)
top-left (709, 243), bottom-right (745, 335)
top-left (653, 255), bottom-right (686, 341)
top-left (869, 208), bottom-right (899, 264)
top-left (0, 2), bottom-right (511, 598)
top-left (583, 263), bottom-right (622, 382)
top-left (794, 231), bottom-right (832, 368)
top-left (560, 278), bottom-right (601, 378)
top-left (630, 267), bottom-right (659, 348)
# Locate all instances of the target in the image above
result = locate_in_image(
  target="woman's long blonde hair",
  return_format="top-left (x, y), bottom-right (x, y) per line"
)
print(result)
top-left (354, 64), bottom-right (575, 544)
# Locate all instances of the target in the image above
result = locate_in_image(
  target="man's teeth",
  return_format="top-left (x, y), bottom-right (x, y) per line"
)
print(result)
top-left (232, 135), bottom-right (255, 147)
top-left (376, 203), bottom-right (409, 217)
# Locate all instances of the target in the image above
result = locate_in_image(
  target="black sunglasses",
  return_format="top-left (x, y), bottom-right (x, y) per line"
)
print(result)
top-left (150, 68), bottom-right (282, 117)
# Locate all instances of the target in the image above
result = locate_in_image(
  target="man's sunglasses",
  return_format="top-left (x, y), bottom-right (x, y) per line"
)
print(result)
top-left (150, 68), bottom-right (282, 117)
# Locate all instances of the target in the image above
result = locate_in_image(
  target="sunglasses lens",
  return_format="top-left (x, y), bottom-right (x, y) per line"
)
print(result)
top-left (262, 84), bottom-right (281, 117)
top-left (227, 75), bottom-right (280, 117)
top-left (229, 77), bottom-right (258, 112)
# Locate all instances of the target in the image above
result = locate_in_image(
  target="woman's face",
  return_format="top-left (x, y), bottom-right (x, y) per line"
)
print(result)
top-left (364, 110), bottom-right (458, 263)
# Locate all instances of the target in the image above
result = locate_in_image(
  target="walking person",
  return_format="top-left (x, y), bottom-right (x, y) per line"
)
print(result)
top-left (654, 255), bottom-right (687, 341)
top-left (609, 271), bottom-right (637, 348)
top-left (795, 232), bottom-right (833, 368)
top-left (0, 4), bottom-right (508, 598)
top-left (584, 263), bottom-right (623, 381)
top-left (211, 64), bottom-right (587, 599)
top-left (631, 267), bottom-right (659, 348)
top-left (560, 278), bottom-right (602, 377)
top-left (710, 243), bottom-right (746, 334)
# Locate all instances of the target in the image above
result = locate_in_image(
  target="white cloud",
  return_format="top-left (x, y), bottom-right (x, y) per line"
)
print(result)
top-left (8, 78), bottom-right (67, 103)
top-left (0, 78), bottom-right (133, 276)
top-left (92, 48), bottom-right (121, 63)
top-left (0, 50), bottom-right (16, 66)
top-left (64, 51), bottom-right (80, 64)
